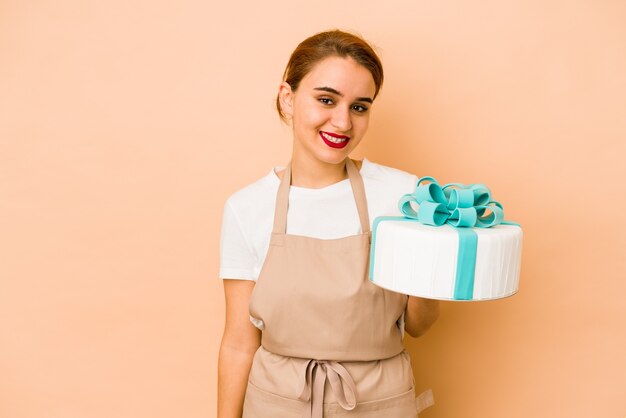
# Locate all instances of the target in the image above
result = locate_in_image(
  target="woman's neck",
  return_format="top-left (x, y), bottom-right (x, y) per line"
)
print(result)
top-left (292, 154), bottom-right (347, 188)
top-left (276, 154), bottom-right (362, 188)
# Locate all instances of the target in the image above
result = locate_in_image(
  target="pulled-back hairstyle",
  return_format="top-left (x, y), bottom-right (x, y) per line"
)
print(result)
top-left (276, 29), bottom-right (384, 122)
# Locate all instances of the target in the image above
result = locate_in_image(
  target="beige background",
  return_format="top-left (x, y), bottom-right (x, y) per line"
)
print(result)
top-left (1, 1), bottom-right (625, 417)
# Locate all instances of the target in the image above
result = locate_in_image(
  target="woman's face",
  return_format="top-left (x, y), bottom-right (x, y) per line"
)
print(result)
top-left (279, 55), bottom-right (376, 167)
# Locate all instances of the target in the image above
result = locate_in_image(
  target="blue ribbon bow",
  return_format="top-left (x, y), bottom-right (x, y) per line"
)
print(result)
top-left (398, 176), bottom-right (505, 228)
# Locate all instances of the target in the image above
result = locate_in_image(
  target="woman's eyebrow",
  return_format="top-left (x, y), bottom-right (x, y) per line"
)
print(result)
top-left (313, 86), bottom-right (373, 103)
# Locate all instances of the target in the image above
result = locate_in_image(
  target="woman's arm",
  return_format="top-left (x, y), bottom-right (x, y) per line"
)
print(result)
top-left (404, 296), bottom-right (440, 338)
top-left (217, 279), bottom-right (261, 418)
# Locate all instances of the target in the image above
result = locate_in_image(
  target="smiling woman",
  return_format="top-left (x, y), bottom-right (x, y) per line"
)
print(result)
top-left (273, 30), bottom-right (384, 187)
top-left (217, 29), bottom-right (439, 418)
top-left (278, 55), bottom-right (375, 169)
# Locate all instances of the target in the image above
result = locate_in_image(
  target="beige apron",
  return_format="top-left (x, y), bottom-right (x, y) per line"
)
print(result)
top-left (244, 158), bottom-right (434, 417)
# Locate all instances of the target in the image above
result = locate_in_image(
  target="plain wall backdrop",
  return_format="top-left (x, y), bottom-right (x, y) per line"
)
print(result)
top-left (1, 1), bottom-right (624, 417)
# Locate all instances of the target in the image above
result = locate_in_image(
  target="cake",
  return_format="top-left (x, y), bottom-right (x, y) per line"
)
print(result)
top-left (368, 177), bottom-right (523, 301)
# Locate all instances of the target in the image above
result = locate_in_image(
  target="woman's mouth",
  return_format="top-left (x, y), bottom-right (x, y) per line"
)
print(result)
top-left (320, 131), bottom-right (350, 149)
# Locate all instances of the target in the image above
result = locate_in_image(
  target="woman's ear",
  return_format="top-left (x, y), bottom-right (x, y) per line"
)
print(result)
top-left (278, 82), bottom-right (294, 120)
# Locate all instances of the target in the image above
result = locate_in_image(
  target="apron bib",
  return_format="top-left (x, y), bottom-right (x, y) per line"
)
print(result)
top-left (244, 158), bottom-right (433, 417)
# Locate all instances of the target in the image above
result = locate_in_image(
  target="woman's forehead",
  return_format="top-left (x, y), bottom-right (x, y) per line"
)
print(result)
top-left (301, 56), bottom-right (376, 98)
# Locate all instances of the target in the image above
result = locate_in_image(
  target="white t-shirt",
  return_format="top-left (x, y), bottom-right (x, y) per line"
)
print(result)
top-left (219, 158), bottom-right (418, 281)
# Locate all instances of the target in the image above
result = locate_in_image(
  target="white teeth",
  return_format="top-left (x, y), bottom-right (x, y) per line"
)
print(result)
top-left (321, 132), bottom-right (348, 143)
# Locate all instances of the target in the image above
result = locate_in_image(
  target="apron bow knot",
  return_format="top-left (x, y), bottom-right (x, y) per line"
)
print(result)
top-left (297, 359), bottom-right (357, 418)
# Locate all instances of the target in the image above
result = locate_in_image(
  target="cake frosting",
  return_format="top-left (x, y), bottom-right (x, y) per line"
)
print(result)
top-left (369, 219), bottom-right (522, 301)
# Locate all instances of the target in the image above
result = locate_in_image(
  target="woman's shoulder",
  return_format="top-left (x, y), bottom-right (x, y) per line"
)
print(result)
top-left (358, 160), bottom-right (418, 217)
top-left (224, 168), bottom-right (278, 209)
top-left (361, 158), bottom-right (417, 183)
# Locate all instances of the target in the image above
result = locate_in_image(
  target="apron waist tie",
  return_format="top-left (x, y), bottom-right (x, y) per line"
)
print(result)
top-left (297, 359), bottom-right (357, 418)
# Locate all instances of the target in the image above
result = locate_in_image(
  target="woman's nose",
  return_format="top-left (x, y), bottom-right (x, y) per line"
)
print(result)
top-left (331, 106), bottom-right (352, 132)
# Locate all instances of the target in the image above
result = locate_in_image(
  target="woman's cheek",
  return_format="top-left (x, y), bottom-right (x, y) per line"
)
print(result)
top-left (305, 108), bottom-right (326, 127)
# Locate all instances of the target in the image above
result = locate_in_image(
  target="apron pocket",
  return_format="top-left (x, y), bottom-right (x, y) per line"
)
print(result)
top-left (242, 380), bottom-right (305, 417)
top-left (326, 385), bottom-right (418, 417)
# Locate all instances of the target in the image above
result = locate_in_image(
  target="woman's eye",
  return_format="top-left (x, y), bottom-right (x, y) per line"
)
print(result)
top-left (319, 97), bottom-right (333, 105)
top-left (352, 104), bottom-right (368, 113)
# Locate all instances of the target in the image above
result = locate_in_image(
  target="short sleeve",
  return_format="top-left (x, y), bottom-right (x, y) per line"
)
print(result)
top-left (218, 200), bottom-right (257, 280)
top-left (407, 173), bottom-right (419, 193)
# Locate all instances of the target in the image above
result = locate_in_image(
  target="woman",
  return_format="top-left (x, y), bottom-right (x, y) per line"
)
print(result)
top-left (218, 29), bottom-right (439, 418)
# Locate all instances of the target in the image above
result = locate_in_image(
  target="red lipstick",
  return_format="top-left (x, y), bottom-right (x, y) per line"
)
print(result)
top-left (319, 131), bottom-right (350, 149)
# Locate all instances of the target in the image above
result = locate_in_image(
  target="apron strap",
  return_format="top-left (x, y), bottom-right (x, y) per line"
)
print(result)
top-left (272, 161), bottom-right (292, 234)
top-left (345, 158), bottom-right (371, 234)
top-left (415, 388), bottom-right (435, 415)
top-left (272, 158), bottom-right (370, 235)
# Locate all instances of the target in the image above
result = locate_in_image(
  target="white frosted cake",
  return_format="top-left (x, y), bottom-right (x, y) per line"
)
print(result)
top-left (368, 177), bottom-right (523, 301)
top-left (369, 219), bottom-right (522, 301)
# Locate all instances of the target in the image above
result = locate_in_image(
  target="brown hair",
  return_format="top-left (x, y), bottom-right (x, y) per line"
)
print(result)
top-left (276, 29), bottom-right (384, 122)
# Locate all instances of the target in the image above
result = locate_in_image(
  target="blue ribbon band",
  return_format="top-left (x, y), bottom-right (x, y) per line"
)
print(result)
top-left (454, 228), bottom-right (477, 300)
